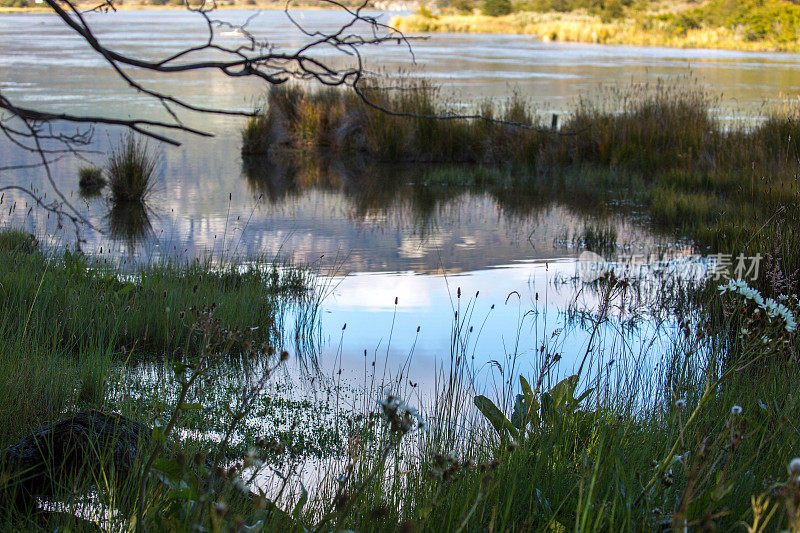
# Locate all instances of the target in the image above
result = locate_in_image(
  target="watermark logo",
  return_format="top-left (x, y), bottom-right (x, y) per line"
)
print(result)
top-left (577, 251), bottom-right (762, 283)
top-left (577, 251), bottom-right (610, 282)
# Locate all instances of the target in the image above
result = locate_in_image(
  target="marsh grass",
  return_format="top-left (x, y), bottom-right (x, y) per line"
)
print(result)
top-left (0, 231), bottom-right (310, 364)
top-left (245, 80), bottom-right (548, 165)
top-left (242, 113), bottom-right (271, 156)
top-left (578, 222), bottom-right (617, 255)
top-left (0, 228), bottom-right (38, 254)
top-left (77, 165), bottom-right (105, 196)
top-left (297, 276), bottom-right (800, 532)
top-left (107, 134), bottom-right (159, 204)
top-left (246, 78), bottom-right (800, 297)
top-left (245, 77), bottom-right (722, 171)
top-left (1, 225), bottom-right (800, 530)
top-left (0, 228), bottom-right (327, 530)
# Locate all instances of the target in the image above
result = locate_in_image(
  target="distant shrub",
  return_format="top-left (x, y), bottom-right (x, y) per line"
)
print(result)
top-left (599, 0), bottom-right (624, 21)
top-left (680, 0), bottom-right (800, 42)
top-left (418, 4), bottom-right (438, 17)
top-left (482, 0), bottom-right (512, 16)
top-left (451, 0), bottom-right (475, 12)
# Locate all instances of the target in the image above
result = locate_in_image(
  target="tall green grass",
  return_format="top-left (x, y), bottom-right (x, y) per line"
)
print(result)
top-left (0, 229), bottom-right (320, 529)
top-left (0, 226), bottom-right (799, 530)
top-left (0, 232), bottom-right (309, 361)
top-left (296, 276), bottom-right (800, 532)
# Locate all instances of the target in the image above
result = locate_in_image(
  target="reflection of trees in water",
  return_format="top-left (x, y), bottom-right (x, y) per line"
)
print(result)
top-left (241, 154), bottom-right (621, 233)
top-left (106, 201), bottom-right (154, 252)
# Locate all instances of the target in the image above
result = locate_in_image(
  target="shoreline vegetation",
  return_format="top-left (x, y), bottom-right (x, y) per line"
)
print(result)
top-left (8, 0), bottom-right (800, 54)
top-left (2, 70), bottom-right (800, 529)
top-left (2, 220), bottom-right (800, 529)
top-left (392, 0), bottom-right (800, 53)
top-left (243, 77), bottom-right (800, 298)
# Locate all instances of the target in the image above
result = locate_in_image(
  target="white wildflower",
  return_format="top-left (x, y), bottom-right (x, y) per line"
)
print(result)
top-left (731, 405), bottom-right (743, 416)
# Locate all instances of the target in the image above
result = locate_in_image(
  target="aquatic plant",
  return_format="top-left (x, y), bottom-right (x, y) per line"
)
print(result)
top-left (77, 165), bottom-right (105, 196)
top-left (241, 114), bottom-right (271, 156)
top-left (107, 134), bottom-right (159, 204)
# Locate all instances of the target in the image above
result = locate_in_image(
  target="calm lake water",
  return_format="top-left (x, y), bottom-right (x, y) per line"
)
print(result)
top-left (1, 8), bottom-right (797, 392)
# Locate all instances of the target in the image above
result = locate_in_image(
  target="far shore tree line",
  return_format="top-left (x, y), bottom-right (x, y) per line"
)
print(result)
top-left (6, 0), bottom-right (800, 48)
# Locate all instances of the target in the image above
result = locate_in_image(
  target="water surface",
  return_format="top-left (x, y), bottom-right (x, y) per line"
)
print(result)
top-left (0, 8), bottom-right (791, 391)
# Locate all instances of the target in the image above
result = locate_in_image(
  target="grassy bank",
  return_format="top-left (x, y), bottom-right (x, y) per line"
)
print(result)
top-left (0, 222), bottom-right (798, 529)
top-left (392, 0), bottom-right (800, 52)
top-left (244, 79), bottom-right (800, 298)
top-left (0, 229), bottom-right (328, 529)
top-left (0, 231), bottom-right (308, 364)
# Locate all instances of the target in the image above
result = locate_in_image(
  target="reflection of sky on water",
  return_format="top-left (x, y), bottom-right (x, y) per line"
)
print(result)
top-left (309, 259), bottom-right (679, 400)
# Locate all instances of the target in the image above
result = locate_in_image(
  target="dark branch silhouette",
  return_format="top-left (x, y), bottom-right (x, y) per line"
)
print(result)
top-left (0, 0), bottom-right (411, 241)
top-left (0, 0), bottom-right (570, 243)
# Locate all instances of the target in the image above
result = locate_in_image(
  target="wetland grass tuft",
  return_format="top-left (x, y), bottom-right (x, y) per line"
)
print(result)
top-left (107, 134), bottom-right (159, 204)
top-left (0, 229), bottom-right (311, 362)
top-left (77, 165), bottom-right (105, 196)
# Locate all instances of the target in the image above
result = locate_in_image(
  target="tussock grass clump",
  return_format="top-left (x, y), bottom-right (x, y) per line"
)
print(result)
top-left (107, 134), bottom-right (159, 204)
top-left (77, 165), bottom-right (105, 196)
top-left (246, 80), bottom-right (549, 165)
top-left (558, 80), bottom-right (716, 171)
top-left (241, 114), bottom-right (271, 156)
top-left (245, 77), bottom-right (721, 171)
